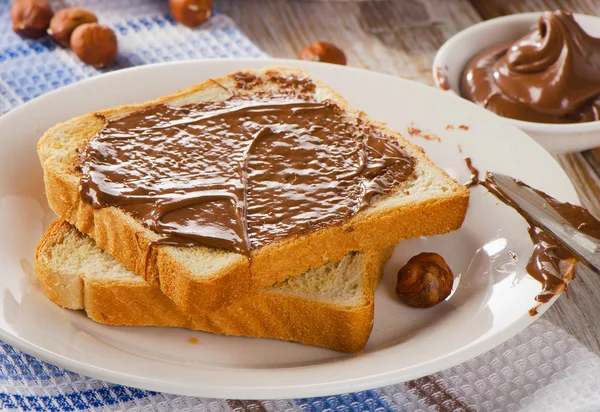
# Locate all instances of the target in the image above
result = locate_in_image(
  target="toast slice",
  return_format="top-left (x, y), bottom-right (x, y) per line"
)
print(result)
top-left (38, 66), bottom-right (469, 315)
top-left (35, 220), bottom-right (392, 353)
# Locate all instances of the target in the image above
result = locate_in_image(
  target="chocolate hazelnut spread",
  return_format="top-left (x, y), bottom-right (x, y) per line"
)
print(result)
top-left (525, 227), bottom-right (575, 305)
top-left (434, 66), bottom-right (450, 91)
top-left (461, 11), bottom-right (600, 123)
top-left (481, 172), bottom-right (596, 309)
top-left (463, 157), bottom-right (479, 188)
top-left (77, 83), bottom-right (416, 255)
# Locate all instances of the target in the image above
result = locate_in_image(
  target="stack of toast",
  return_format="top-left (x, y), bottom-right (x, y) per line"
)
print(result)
top-left (36, 66), bottom-right (469, 353)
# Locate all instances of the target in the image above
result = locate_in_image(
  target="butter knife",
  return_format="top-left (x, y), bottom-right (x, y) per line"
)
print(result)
top-left (488, 173), bottom-right (600, 273)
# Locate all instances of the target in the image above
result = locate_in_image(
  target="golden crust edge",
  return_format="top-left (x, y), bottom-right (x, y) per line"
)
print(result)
top-left (34, 220), bottom-right (392, 353)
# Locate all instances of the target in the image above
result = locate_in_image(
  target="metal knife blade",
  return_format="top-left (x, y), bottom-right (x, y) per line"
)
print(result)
top-left (490, 173), bottom-right (600, 273)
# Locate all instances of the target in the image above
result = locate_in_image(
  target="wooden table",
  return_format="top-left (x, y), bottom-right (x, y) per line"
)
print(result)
top-left (217, 0), bottom-right (600, 355)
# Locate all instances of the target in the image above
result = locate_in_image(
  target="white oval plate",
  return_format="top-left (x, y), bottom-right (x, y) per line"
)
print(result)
top-left (0, 59), bottom-right (578, 399)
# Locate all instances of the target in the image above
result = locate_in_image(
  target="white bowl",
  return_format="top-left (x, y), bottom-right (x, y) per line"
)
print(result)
top-left (433, 12), bottom-right (600, 154)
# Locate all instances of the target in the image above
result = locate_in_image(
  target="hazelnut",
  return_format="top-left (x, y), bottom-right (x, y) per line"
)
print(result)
top-left (395, 252), bottom-right (454, 308)
top-left (298, 41), bottom-right (347, 65)
top-left (10, 0), bottom-right (53, 39)
top-left (48, 8), bottom-right (98, 47)
top-left (169, 0), bottom-right (212, 28)
top-left (70, 23), bottom-right (117, 67)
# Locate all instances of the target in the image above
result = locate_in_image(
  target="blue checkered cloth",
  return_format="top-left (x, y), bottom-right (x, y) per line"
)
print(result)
top-left (0, 0), bottom-right (265, 113)
top-left (1, 1), bottom-right (600, 410)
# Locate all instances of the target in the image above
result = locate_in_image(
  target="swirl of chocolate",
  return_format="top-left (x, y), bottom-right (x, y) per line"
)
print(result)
top-left (461, 11), bottom-right (600, 123)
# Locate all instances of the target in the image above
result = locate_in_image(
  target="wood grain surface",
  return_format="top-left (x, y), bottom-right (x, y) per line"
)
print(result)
top-left (216, 0), bottom-right (600, 355)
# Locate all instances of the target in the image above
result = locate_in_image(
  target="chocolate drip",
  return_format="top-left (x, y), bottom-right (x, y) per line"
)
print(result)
top-left (463, 157), bottom-right (480, 188)
top-left (526, 227), bottom-right (575, 303)
top-left (77, 93), bottom-right (416, 255)
top-left (481, 172), bottom-right (586, 308)
top-left (434, 66), bottom-right (450, 91)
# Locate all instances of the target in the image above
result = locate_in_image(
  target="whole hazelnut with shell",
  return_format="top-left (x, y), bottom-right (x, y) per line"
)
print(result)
top-left (395, 252), bottom-right (454, 308)
top-left (169, 0), bottom-right (212, 28)
top-left (70, 23), bottom-right (117, 67)
top-left (10, 0), bottom-right (53, 39)
top-left (298, 41), bottom-right (347, 65)
top-left (48, 8), bottom-right (98, 47)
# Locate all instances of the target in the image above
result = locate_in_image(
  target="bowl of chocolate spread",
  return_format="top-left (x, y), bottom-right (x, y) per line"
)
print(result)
top-left (433, 11), bottom-right (600, 153)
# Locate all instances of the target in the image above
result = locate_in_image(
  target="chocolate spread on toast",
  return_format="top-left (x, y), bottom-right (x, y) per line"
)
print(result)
top-left (77, 73), bottom-right (416, 255)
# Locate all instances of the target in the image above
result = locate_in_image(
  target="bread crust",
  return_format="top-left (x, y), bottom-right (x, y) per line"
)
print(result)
top-left (38, 66), bottom-right (469, 315)
top-left (35, 220), bottom-right (392, 353)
